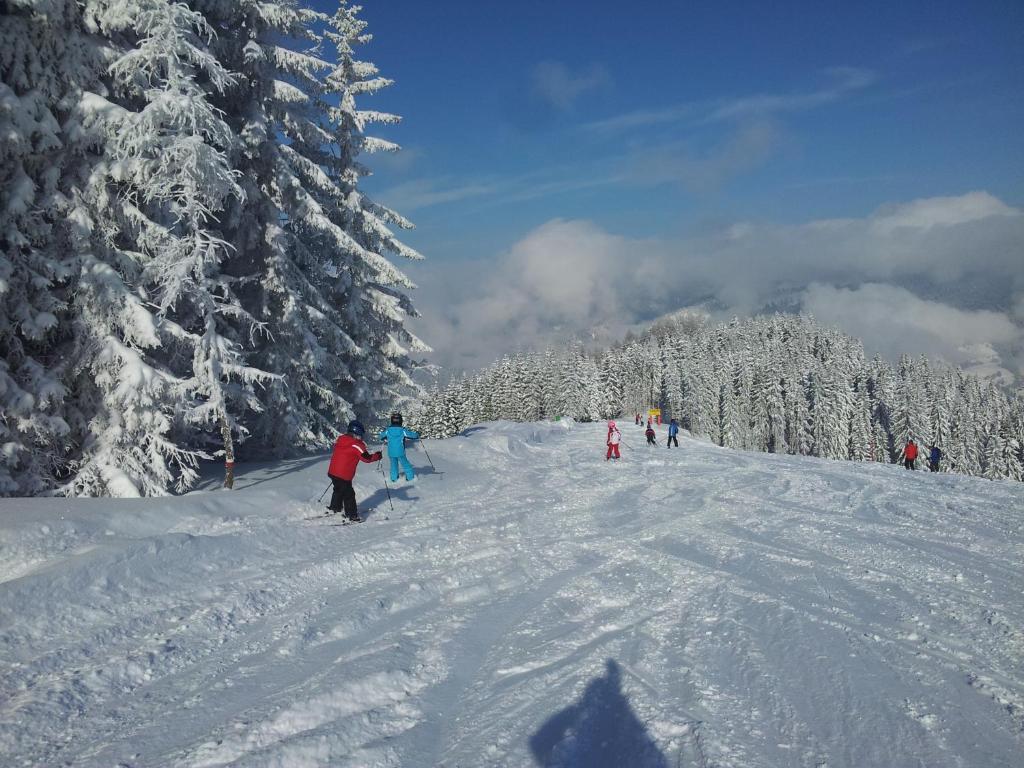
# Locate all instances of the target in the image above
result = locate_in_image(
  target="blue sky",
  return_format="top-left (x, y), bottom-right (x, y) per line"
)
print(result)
top-left (314, 1), bottom-right (1024, 376)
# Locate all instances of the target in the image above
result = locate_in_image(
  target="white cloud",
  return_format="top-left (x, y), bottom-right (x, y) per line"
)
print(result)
top-left (531, 61), bottom-right (610, 111)
top-left (412, 192), bottom-right (1024, 380)
top-left (583, 67), bottom-right (875, 134)
top-left (802, 283), bottom-right (1020, 381)
top-left (869, 190), bottom-right (1020, 234)
top-left (706, 67), bottom-right (875, 123)
top-left (624, 120), bottom-right (783, 192)
top-left (374, 178), bottom-right (497, 212)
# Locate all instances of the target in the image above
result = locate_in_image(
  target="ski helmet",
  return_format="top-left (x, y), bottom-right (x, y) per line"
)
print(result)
top-left (347, 420), bottom-right (365, 437)
top-left (390, 412), bottom-right (403, 426)
top-left (607, 420), bottom-right (616, 428)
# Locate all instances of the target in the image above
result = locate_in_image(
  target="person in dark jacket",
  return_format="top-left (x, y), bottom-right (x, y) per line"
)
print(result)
top-left (327, 420), bottom-right (382, 521)
top-left (928, 444), bottom-right (942, 472)
top-left (645, 425), bottom-right (657, 445)
top-left (667, 418), bottom-right (679, 448)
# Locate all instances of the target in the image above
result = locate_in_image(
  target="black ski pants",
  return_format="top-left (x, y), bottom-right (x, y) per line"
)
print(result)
top-left (329, 476), bottom-right (358, 517)
top-left (667, 434), bottom-right (679, 447)
top-left (904, 458), bottom-right (916, 470)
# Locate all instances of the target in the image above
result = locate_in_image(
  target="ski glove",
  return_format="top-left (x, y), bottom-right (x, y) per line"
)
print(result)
top-left (371, 451), bottom-right (383, 461)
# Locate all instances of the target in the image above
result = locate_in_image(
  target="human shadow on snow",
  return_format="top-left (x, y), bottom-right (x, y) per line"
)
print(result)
top-left (411, 464), bottom-right (445, 478)
top-left (529, 659), bottom-right (669, 768)
top-left (359, 484), bottom-right (419, 520)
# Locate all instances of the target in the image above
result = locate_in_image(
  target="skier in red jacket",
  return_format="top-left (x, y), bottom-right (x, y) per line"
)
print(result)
top-left (903, 439), bottom-right (919, 470)
top-left (327, 420), bottom-right (382, 521)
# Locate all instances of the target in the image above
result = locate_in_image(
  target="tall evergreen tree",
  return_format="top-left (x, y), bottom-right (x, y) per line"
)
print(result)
top-left (0, 0), bottom-right (92, 493)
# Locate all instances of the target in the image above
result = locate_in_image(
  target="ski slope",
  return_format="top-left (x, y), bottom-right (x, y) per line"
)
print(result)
top-left (1, 421), bottom-right (1022, 767)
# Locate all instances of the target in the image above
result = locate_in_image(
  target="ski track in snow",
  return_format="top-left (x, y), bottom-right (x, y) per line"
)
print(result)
top-left (1, 421), bottom-right (1022, 767)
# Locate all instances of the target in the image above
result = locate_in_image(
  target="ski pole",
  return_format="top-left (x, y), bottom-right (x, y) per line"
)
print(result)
top-left (420, 441), bottom-right (436, 472)
top-left (318, 482), bottom-right (331, 502)
top-left (620, 440), bottom-right (633, 450)
top-left (381, 472), bottom-right (394, 512)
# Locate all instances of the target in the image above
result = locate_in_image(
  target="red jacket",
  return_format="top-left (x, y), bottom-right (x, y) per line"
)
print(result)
top-left (905, 442), bottom-right (918, 460)
top-left (328, 434), bottom-right (380, 480)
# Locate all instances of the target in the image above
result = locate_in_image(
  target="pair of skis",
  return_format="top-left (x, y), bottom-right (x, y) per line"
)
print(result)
top-left (304, 510), bottom-right (386, 525)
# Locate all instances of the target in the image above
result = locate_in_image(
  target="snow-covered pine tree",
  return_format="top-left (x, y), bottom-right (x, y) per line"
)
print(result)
top-left (467, 372), bottom-right (491, 426)
top-left (57, 0), bottom-right (226, 497)
top-left (717, 360), bottom-right (743, 448)
top-left (597, 349), bottom-right (625, 419)
top-left (995, 414), bottom-right (1023, 481)
top-left (1010, 391), bottom-right (1024, 476)
top-left (751, 366), bottom-right (786, 453)
top-left (0, 0), bottom-right (91, 493)
top-left (415, 381), bottom-right (442, 437)
top-left (173, 0), bottom-right (426, 457)
top-left (662, 340), bottom-right (684, 421)
top-left (519, 352), bottom-right (544, 421)
top-left (688, 341), bottom-right (720, 439)
top-left (782, 365), bottom-right (812, 456)
top-left (894, 355), bottom-right (931, 451)
top-left (196, 0), bottom-right (348, 455)
top-left (849, 371), bottom-right (873, 462)
top-left (556, 343), bottom-right (598, 422)
top-left (107, 0), bottom-right (274, 490)
top-left (320, 1), bottom-right (428, 415)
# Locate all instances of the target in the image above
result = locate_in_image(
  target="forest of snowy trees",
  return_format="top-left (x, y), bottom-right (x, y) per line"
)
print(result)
top-left (1, 0), bottom-right (426, 497)
top-left (414, 313), bottom-right (1024, 482)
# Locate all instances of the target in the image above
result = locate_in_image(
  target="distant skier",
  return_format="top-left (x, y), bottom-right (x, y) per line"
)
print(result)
top-left (635, 413), bottom-right (641, 426)
top-left (606, 420), bottom-right (621, 460)
top-left (928, 444), bottom-right (942, 473)
top-left (646, 416), bottom-right (652, 429)
top-left (903, 439), bottom-right (919, 470)
top-left (645, 425), bottom-right (656, 445)
top-left (327, 420), bottom-right (383, 521)
top-left (667, 418), bottom-right (679, 448)
top-left (378, 412), bottom-right (420, 482)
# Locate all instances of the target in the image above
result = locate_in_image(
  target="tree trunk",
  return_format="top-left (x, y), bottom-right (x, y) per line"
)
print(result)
top-left (220, 413), bottom-right (235, 489)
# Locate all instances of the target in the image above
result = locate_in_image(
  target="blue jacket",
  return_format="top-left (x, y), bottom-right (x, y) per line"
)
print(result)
top-left (930, 446), bottom-right (941, 462)
top-left (378, 425), bottom-right (420, 457)
top-left (668, 422), bottom-right (679, 437)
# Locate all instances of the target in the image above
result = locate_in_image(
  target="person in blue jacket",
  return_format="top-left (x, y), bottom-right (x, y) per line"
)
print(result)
top-left (378, 412), bottom-right (420, 482)
top-left (667, 418), bottom-right (680, 448)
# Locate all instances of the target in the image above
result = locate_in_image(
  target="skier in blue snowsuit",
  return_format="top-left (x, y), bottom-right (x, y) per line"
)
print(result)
top-left (667, 418), bottom-right (680, 448)
top-left (378, 412), bottom-right (420, 482)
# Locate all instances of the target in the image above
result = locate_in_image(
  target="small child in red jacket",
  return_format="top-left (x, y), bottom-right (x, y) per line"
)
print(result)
top-left (327, 420), bottom-right (382, 521)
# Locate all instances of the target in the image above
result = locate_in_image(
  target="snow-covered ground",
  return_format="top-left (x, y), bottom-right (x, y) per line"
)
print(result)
top-left (1, 421), bottom-right (1022, 767)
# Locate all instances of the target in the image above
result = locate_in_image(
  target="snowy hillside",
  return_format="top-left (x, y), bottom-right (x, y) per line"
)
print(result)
top-left (1, 421), bottom-right (1022, 767)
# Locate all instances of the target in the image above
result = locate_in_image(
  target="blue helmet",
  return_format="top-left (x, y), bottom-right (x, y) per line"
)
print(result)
top-left (347, 420), bottom-right (365, 437)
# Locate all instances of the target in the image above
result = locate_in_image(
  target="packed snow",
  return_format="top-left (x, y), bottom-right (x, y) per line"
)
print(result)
top-left (1, 420), bottom-right (1022, 767)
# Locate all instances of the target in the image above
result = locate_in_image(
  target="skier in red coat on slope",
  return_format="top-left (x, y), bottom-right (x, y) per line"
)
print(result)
top-left (327, 420), bottom-right (382, 521)
top-left (902, 439), bottom-right (919, 470)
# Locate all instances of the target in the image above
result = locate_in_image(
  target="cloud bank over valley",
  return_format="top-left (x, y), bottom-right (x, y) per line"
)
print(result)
top-left (411, 191), bottom-right (1024, 382)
